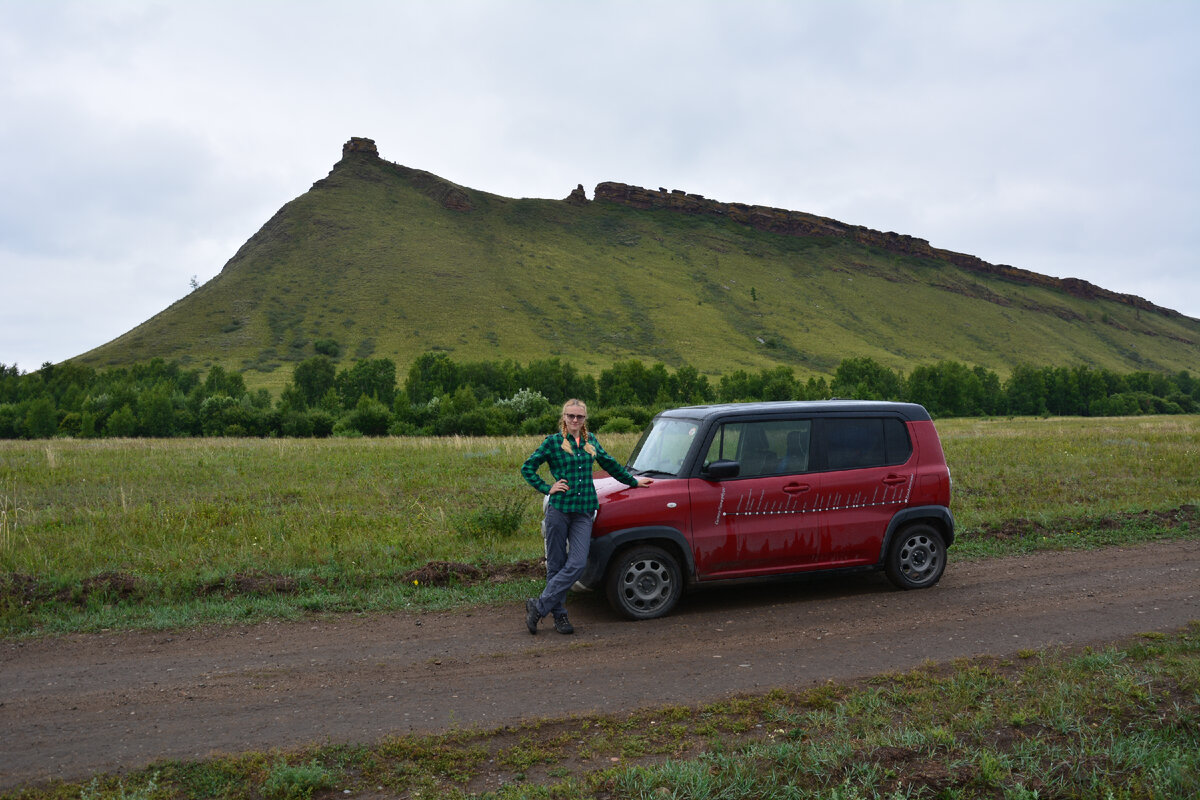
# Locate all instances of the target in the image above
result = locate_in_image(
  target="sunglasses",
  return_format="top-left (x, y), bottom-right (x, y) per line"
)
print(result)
top-left (565, 413), bottom-right (587, 421)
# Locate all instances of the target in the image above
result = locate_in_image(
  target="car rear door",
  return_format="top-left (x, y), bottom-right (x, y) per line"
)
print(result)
top-left (812, 416), bottom-right (916, 566)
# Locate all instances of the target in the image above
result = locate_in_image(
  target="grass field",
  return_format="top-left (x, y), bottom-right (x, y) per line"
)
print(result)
top-left (1, 415), bottom-right (1198, 798)
top-left (2, 415), bottom-right (1198, 636)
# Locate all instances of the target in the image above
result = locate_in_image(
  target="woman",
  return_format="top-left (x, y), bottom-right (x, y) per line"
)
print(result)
top-left (520, 399), bottom-right (652, 634)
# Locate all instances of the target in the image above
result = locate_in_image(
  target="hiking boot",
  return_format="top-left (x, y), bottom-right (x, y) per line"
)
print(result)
top-left (553, 613), bottom-right (574, 635)
top-left (525, 598), bottom-right (541, 635)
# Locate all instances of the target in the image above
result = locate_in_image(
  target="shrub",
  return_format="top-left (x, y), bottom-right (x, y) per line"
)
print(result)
top-left (58, 411), bottom-right (83, 437)
top-left (346, 396), bottom-right (391, 436)
top-left (522, 410), bottom-right (561, 436)
top-left (495, 387), bottom-right (552, 420)
top-left (313, 338), bottom-right (340, 357)
top-left (308, 410), bottom-right (335, 437)
top-left (599, 415), bottom-right (638, 433)
top-left (454, 493), bottom-right (530, 540)
top-left (261, 760), bottom-right (334, 800)
top-left (591, 404), bottom-right (652, 431)
top-left (280, 410), bottom-right (314, 437)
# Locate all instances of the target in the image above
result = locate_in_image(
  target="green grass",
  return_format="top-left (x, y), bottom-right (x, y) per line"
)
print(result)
top-left (8, 625), bottom-right (1198, 799)
top-left (2, 415), bottom-right (1197, 636)
top-left (943, 415), bottom-right (1200, 556)
top-left (1, 416), bottom-right (1198, 798)
top-left (72, 152), bottom-right (1200, 391)
top-left (0, 435), bottom-right (551, 634)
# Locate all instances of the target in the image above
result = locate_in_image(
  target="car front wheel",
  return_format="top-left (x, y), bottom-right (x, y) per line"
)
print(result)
top-left (605, 545), bottom-right (683, 620)
top-left (884, 523), bottom-right (946, 589)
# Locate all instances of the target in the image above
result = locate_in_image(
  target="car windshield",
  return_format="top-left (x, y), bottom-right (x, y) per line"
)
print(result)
top-left (627, 417), bottom-right (700, 477)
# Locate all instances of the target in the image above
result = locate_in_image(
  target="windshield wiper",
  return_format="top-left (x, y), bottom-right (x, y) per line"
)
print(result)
top-left (634, 469), bottom-right (678, 478)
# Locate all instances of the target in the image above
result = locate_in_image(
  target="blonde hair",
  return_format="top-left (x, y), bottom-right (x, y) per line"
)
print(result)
top-left (559, 399), bottom-right (597, 456)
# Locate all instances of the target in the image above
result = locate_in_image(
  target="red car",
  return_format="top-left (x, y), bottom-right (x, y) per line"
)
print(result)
top-left (580, 401), bottom-right (954, 619)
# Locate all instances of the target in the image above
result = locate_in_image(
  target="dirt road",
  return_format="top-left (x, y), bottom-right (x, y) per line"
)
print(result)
top-left (3, 540), bottom-right (1198, 790)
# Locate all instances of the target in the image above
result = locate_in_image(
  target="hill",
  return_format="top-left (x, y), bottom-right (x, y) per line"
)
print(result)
top-left (74, 137), bottom-right (1200, 391)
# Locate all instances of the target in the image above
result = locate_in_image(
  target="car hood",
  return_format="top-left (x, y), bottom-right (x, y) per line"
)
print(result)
top-left (593, 474), bottom-right (687, 535)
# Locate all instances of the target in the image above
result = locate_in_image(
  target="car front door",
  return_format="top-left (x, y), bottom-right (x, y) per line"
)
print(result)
top-left (687, 418), bottom-right (825, 579)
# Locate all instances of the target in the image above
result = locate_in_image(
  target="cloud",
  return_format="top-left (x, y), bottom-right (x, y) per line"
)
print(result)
top-left (1, 0), bottom-right (1197, 371)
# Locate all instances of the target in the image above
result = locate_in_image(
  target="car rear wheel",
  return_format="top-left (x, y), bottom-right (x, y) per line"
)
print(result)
top-left (606, 545), bottom-right (683, 620)
top-left (885, 523), bottom-right (946, 589)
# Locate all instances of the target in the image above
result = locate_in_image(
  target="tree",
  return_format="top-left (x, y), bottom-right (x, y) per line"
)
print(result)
top-left (716, 369), bottom-right (756, 402)
top-left (971, 366), bottom-right (1004, 416)
top-left (665, 365), bottom-right (714, 405)
top-left (25, 397), bottom-right (58, 438)
top-left (831, 357), bottom-right (903, 400)
top-left (0, 363), bottom-right (23, 404)
top-left (199, 395), bottom-right (240, 436)
top-left (405, 352), bottom-right (459, 404)
top-left (599, 360), bottom-right (668, 406)
top-left (292, 356), bottom-right (337, 408)
top-left (336, 358), bottom-right (397, 408)
top-left (104, 404), bottom-right (137, 438)
top-left (138, 384), bottom-right (176, 437)
top-left (759, 366), bottom-right (798, 401)
top-left (0, 404), bottom-right (19, 438)
top-left (905, 361), bottom-right (995, 417)
top-left (522, 358), bottom-right (595, 403)
top-left (203, 365), bottom-right (245, 398)
top-left (1004, 365), bottom-right (1048, 416)
top-left (346, 395), bottom-right (392, 436)
top-left (458, 358), bottom-right (521, 401)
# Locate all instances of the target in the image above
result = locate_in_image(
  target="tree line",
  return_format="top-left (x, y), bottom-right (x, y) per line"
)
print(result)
top-left (0, 353), bottom-right (1196, 440)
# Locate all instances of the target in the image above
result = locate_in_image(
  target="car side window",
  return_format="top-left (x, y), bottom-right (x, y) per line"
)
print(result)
top-left (772, 422), bottom-right (811, 474)
top-left (703, 422), bottom-right (742, 466)
top-left (704, 420), bottom-right (812, 478)
top-left (822, 418), bottom-right (912, 470)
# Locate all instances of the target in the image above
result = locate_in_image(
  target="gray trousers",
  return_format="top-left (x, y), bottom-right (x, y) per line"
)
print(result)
top-left (534, 504), bottom-right (593, 618)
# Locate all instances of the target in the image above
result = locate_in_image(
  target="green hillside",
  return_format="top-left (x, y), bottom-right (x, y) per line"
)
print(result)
top-left (75, 139), bottom-right (1200, 391)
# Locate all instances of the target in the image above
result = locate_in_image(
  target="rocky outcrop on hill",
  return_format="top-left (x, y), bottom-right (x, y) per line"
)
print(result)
top-left (397, 165), bottom-right (473, 212)
top-left (564, 184), bottom-right (588, 205)
top-left (335, 138), bottom-right (472, 212)
top-left (342, 137), bottom-right (379, 157)
top-left (592, 181), bottom-right (1177, 319)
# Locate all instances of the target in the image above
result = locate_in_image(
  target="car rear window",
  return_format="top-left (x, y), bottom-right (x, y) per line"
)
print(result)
top-left (822, 417), bottom-right (912, 470)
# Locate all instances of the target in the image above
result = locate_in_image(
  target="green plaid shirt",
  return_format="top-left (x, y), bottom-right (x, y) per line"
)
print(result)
top-left (521, 432), bottom-right (639, 513)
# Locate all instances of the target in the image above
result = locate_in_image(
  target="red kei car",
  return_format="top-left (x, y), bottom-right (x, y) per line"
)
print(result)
top-left (579, 401), bottom-right (954, 619)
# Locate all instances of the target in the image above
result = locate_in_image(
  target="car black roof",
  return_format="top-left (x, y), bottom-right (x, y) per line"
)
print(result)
top-left (655, 400), bottom-right (932, 423)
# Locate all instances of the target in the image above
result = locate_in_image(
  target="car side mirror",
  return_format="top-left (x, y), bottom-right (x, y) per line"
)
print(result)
top-left (702, 459), bottom-right (740, 480)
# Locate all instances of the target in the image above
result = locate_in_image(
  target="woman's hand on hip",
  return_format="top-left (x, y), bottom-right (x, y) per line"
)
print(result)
top-left (549, 479), bottom-right (570, 495)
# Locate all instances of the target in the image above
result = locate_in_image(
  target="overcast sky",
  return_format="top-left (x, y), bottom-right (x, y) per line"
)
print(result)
top-left (2, 0), bottom-right (1197, 372)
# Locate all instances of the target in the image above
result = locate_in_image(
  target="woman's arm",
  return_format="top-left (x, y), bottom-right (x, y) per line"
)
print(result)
top-left (591, 436), bottom-right (652, 488)
top-left (520, 438), bottom-right (555, 494)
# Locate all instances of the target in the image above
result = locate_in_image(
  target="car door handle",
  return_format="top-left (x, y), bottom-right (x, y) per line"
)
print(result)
top-left (782, 482), bottom-right (811, 494)
top-left (882, 475), bottom-right (908, 485)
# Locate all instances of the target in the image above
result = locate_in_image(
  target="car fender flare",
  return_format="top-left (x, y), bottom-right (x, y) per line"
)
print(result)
top-left (579, 526), bottom-right (695, 590)
top-left (878, 506), bottom-right (956, 563)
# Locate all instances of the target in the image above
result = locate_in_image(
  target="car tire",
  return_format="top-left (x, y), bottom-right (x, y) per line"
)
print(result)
top-left (605, 545), bottom-right (683, 620)
top-left (884, 523), bottom-right (946, 590)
